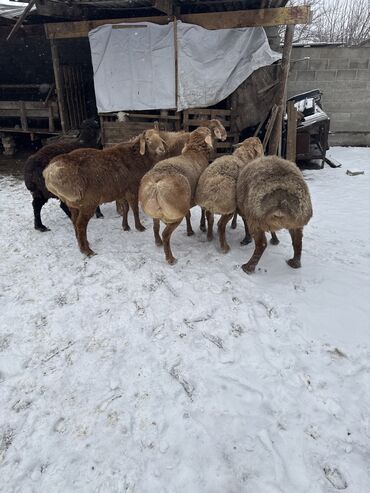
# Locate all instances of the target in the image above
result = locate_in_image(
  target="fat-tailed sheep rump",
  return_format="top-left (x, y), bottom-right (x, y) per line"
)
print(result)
top-left (139, 127), bottom-right (214, 265)
top-left (195, 137), bottom-right (264, 252)
top-left (237, 155), bottom-right (313, 274)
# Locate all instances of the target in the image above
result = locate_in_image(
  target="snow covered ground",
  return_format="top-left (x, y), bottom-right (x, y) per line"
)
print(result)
top-left (1, 147), bottom-right (370, 493)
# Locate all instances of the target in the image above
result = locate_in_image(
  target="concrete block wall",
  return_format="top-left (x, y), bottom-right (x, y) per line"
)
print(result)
top-left (288, 45), bottom-right (370, 146)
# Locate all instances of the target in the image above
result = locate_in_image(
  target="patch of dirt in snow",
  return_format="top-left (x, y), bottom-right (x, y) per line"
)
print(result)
top-left (0, 148), bottom-right (370, 492)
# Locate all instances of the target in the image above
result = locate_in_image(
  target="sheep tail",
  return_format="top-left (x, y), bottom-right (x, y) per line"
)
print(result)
top-left (140, 174), bottom-right (190, 223)
top-left (43, 161), bottom-right (84, 204)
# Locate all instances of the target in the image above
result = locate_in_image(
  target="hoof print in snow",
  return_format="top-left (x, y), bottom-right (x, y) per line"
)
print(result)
top-left (323, 466), bottom-right (348, 490)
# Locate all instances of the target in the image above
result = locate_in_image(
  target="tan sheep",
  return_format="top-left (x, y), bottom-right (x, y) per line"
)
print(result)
top-left (236, 155), bottom-right (313, 274)
top-left (139, 127), bottom-right (214, 264)
top-left (43, 129), bottom-right (166, 256)
top-left (195, 137), bottom-right (264, 253)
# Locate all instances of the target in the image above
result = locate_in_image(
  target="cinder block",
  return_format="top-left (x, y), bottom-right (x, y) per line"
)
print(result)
top-left (332, 112), bottom-right (351, 120)
top-left (336, 69), bottom-right (357, 80)
top-left (331, 120), bottom-right (367, 132)
top-left (356, 70), bottom-right (370, 80)
top-left (309, 58), bottom-right (329, 70)
top-left (288, 71), bottom-right (297, 81)
top-left (296, 71), bottom-right (316, 81)
top-left (349, 59), bottom-right (369, 69)
top-left (315, 70), bottom-right (337, 81)
top-left (328, 58), bottom-right (350, 69)
top-left (329, 132), bottom-right (370, 146)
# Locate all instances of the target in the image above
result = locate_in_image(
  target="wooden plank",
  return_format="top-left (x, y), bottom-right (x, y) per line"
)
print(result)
top-left (0, 101), bottom-right (58, 110)
top-left (45, 6), bottom-right (311, 39)
top-left (0, 127), bottom-right (60, 134)
top-left (0, 108), bottom-right (53, 117)
top-left (263, 104), bottom-right (278, 151)
top-left (286, 100), bottom-right (297, 162)
top-left (185, 109), bottom-right (231, 116)
top-left (153, 0), bottom-right (173, 15)
top-left (0, 24), bottom-right (44, 40)
top-left (6, 0), bottom-right (37, 42)
top-left (19, 101), bottom-right (28, 131)
top-left (50, 39), bottom-right (69, 133)
top-left (268, 25), bottom-right (295, 156)
top-left (185, 118), bottom-right (231, 128)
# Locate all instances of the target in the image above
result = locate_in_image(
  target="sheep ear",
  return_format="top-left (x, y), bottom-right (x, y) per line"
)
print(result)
top-left (139, 134), bottom-right (146, 155)
top-left (205, 135), bottom-right (213, 148)
top-left (153, 122), bottom-right (160, 131)
top-left (213, 127), bottom-right (222, 140)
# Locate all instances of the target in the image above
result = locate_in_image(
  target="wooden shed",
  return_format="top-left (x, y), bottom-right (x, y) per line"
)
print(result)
top-left (1, 0), bottom-right (311, 159)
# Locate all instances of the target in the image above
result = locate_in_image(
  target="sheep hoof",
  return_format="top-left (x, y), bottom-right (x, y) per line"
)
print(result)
top-left (155, 239), bottom-right (163, 247)
top-left (122, 225), bottom-right (131, 231)
top-left (187, 230), bottom-right (195, 237)
top-left (35, 225), bottom-right (50, 232)
top-left (242, 262), bottom-right (255, 274)
top-left (207, 234), bottom-right (214, 241)
top-left (84, 249), bottom-right (96, 257)
top-left (286, 258), bottom-right (301, 269)
top-left (240, 236), bottom-right (252, 246)
top-left (199, 224), bottom-right (207, 233)
top-left (136, 225), bottom-right (146, 232)
top-left (221, 244), bottom-right (230, 254)
top-left (167, 257), bottom-right (177, 265)
top-left (270, 237), bottom-right (280, 245)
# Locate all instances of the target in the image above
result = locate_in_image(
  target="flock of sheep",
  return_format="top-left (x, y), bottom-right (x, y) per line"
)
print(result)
top-left (24, 118), bottom-right (313, 274)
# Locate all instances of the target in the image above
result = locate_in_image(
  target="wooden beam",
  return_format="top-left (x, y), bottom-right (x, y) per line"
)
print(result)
top-left (286, 100), bottom-right (298, 161)
top-left (6, 0), bottom-right (37, 42)
top-left (50, 39), bottom-right (69, 133)
top-left (45, 6), bottom-right (311, 39)
top-left (0, 23), bottom-right (44, 40)
top-left (268, 24), bottom-right (295, 156)
top-left (153, 0), bottom-right (173, 16)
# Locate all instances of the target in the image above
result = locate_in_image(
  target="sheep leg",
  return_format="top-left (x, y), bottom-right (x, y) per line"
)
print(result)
top-left (59, 201), bottom-right (71, 219)
top-left (128, 194), bottom-right (145, 232)
top-left (206, 211), bottom-right (214, 241)
top-left (74, 209), bottom-right (95, 257)
top-left (200, 208), bottom-right (207, 232)
top-left (162, 220), bottom-right (181, 265)
top-left (242, 231), bottom-right (267, 274)
top-left (32, 195), bottom-right (50, 232)
top-left (270, 231), bottom-right (280, 245)
top-left (185, 211), bottom-right (194, 236)
top-left (240, 216), bottom-right (252, 245)
top-left (117, 200), bottom-right (130, 231)
top-left (153, 219), bottom-right (162, 246)
top-left (231, 211), bottom-right (238, 229)
top-left (218, 213), bottom-right (233, 253)
top-left (287, 228), bottom-right (303, 269)
top-left (95, 206), bottom-right (104, 219)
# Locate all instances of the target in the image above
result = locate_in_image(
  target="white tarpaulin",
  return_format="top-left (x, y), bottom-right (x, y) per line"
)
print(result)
top-left (89, 21), bottom-right (281, 113)
top-left (89, 22), bottom-right (176, 113)
top-left (0, 0), bottom-right (35, 19)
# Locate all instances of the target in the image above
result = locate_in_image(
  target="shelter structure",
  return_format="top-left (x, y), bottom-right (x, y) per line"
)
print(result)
top-left (0, 0), bottom-right (311, 158)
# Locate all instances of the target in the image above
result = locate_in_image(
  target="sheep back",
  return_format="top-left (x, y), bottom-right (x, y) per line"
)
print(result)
top-left (237, 156), bottom-right (313, 233)
top-left (195, 155), bottom-right (242, 215)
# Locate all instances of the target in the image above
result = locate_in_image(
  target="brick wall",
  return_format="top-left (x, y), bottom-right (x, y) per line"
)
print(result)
top-left (288, 45), bottom-right (370, 146)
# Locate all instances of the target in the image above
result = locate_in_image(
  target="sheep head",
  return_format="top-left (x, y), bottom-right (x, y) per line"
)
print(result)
top-left (234, 137), bottom-right (264, 163)
top-left (139, 129), bottom-right (167, 157)
top-left (182, 127), bottom-right (213, 153)
top-left (206, 119), bottom-right (227, 142)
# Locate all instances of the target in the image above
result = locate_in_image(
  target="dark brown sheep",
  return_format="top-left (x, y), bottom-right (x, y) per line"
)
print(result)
top-left (24, 119), bottom-right (102, 232)
top-left (43, 129), bottom-right (166, 256)
top-left (237, 156), bottom-right (313, 273)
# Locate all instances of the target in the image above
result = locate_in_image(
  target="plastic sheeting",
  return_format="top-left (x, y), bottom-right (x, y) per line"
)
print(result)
top-left (0, 1), bottom-right (34, 19)
top-left (88, 21), bottom-right (281, 113)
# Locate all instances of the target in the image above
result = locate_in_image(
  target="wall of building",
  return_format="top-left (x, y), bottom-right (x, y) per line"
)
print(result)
top-left (288, 45), bottom-right (370, 146)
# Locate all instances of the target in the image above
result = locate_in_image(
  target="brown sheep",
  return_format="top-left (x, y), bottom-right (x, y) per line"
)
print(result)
top-left (117, 120), bottom-right (227, 233)
top-left (195, 137), bottom-right (264, 253)
top-left (236, 156), bottom-right (313, 274)
top-left (139, 127), bottom-right (214, 265)
top-left (43, 129), bottom-right (166, 256)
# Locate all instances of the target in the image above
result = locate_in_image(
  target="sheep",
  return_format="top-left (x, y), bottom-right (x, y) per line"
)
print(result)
top-left (43, 129), bottom-right (166, 256)
top-left (24, 118), bottom-right (102, 232)
top-left (139, 127), bottom-right (214, 265)
top-left (116, 120), bottom-right (227, 233)
top-left (236, 155), bottom-right (313, 274)
top-left (195, 137), bottom-right (264, 253)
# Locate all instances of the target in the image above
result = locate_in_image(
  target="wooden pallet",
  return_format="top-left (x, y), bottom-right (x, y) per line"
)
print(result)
top-left (183, 108), bottom-right (237, 158)
top-left (100, 110), bottom-right (181, 147)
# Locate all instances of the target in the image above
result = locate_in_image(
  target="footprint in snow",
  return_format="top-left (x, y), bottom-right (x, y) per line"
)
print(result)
top-left (323, 466), bottom-right (348, 490)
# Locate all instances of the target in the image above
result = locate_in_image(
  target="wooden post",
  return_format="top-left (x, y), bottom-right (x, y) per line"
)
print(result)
top-left (286, 100), bottom-right (298, 162)
top-left (268, 24), bottom-right (295, 156)
top-left (50, 38), bottom-right (69, 133)
top-left (173, 17), bottom-right (179, 110)
top-left (19, 101), bottom-right (28, 131)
